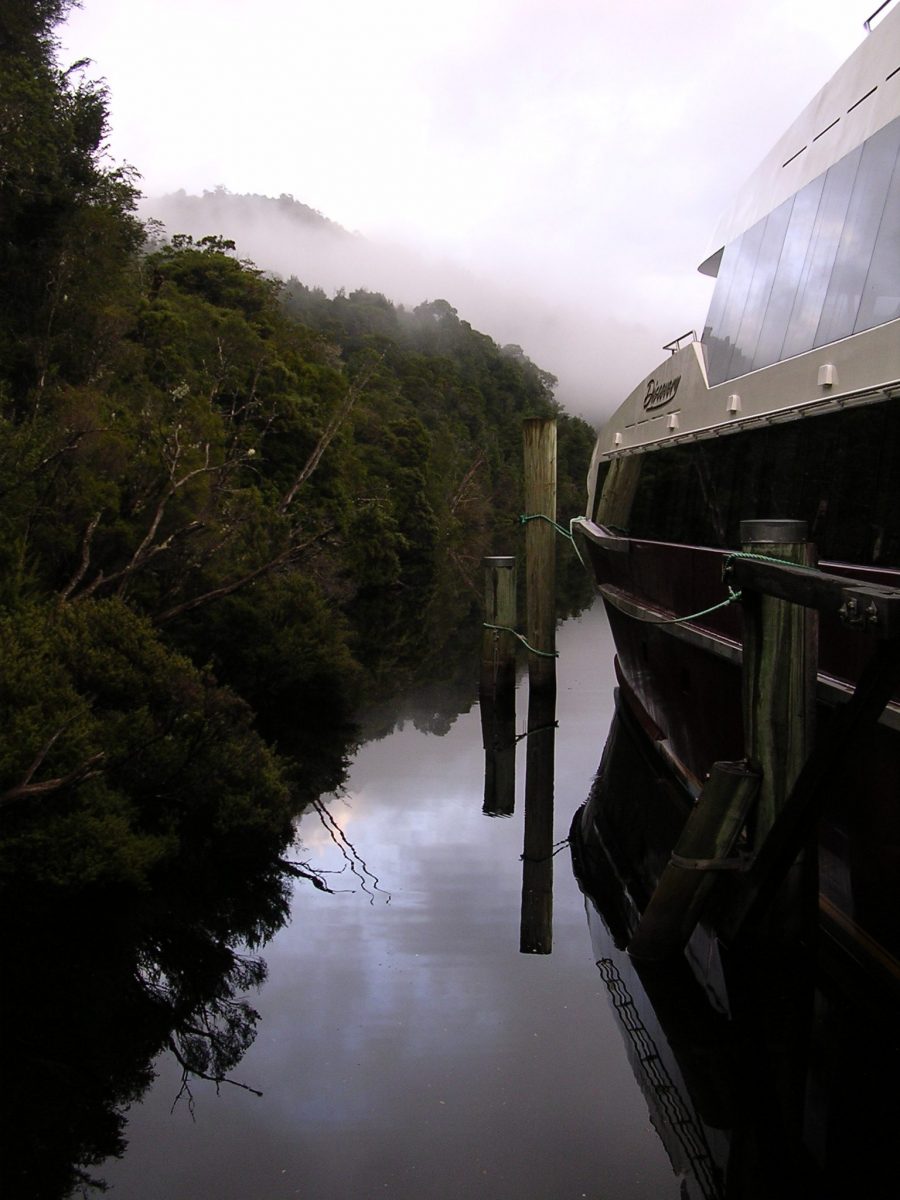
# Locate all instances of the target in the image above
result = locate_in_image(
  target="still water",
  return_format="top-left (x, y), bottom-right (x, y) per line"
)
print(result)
top-left (86, 602), bottom-right (684, 1199)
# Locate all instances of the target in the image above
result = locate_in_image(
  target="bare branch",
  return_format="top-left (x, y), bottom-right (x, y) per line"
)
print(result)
top-left (449, 452), bottom-right (486, 514)
top-left (166, 1036), bottom-right (263, 1107)
top-left (279, 358), bottom-right (381, 515)
top-left (59, 511), bottom-right (102, 602)
top-left (0, 750), bottom-right (105, 809)
top-left (155, 526), bottom-right (335, 624)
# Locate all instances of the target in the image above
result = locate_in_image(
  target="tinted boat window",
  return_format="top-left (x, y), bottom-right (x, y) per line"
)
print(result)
top-left (815, 119), bottom-right (900, 347)
top-left (705, 221), bottom-right (767, 385)
top-left (780, 145), bottom-right (863, 359)
top-left (752, 175), bottom-right (825, 370)
top-left (703, 114), bottom-right (900, 385)
top-left (621, 402), bottom-right (900, 567)
top-left (727, 197), bottom-right (793, 379)
top-left (856, 122), bottom-right (900, 331)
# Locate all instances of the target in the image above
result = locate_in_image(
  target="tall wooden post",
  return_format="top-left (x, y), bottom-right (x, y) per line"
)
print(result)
top-left (523, 418), bottom-right (557, 694)
top-left (739, 518), bottom-right (817, 944)
top-left (480, 556), bottom-right (517, 699)
top-left (740, 520), bottom-right (817, 847)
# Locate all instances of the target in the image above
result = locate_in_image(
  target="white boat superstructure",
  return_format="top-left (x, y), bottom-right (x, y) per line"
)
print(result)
top-left (587, 3), bottom-right (900, 518)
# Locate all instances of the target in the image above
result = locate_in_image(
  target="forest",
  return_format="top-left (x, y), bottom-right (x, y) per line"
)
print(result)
top-left (0, 4), bottom-right (600, 1192)
top-left (0, 0), bottom-right (595, 888)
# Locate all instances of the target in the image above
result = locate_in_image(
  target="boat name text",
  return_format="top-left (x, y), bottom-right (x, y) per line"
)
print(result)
top-left (643, 376), bottom-right (681, 411)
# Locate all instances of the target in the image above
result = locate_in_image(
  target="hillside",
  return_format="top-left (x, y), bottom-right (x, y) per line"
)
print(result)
top-left (0, 0), bottom-right (595, 897)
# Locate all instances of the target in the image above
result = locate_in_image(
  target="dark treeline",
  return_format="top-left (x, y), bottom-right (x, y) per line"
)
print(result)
top-left (1, 5), bottom-right (594, 1194)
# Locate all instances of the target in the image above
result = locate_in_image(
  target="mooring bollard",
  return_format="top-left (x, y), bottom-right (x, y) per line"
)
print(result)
top-left (522, 418), bottom-right (557, 695)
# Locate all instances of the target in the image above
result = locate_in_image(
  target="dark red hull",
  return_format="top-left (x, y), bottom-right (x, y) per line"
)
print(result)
top-left (577, 529), bottom-right (900, 986)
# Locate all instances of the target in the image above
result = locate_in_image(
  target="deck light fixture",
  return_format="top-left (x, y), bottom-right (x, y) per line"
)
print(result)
top-left (818, 363), bottom-right (837, 388)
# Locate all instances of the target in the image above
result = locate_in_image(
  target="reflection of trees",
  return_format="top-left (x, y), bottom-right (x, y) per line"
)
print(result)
top-left (354, 537), bottom-right (592, 744)
top-left (0, 856), bottom-right (294, 1198)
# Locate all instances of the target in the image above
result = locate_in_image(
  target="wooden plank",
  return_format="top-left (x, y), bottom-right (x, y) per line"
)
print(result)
top-left (727, 557), bottom-right (900, 636)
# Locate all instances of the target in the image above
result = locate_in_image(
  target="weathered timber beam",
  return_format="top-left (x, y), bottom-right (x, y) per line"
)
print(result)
top-left (725, 557), bottom-right (900, 636)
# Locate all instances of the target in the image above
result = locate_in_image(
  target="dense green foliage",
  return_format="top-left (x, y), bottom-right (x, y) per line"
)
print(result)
top-left (0, 0), bottom-right (594, 898)
top-left (0, 4), bottom-right (596, 1190)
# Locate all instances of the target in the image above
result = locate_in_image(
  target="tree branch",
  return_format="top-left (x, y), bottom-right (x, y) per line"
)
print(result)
top-left (0, 749), bottom-right (106, 809)
top-left (155, 525), bottom-right (335, 624)
top-left (279, 358), bottom-right (380, 514)
top-left (59, 511), bottom-right (102, 602)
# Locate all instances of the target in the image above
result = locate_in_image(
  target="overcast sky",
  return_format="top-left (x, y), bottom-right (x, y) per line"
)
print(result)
top-left (60, 0), bottom-right (875, 420)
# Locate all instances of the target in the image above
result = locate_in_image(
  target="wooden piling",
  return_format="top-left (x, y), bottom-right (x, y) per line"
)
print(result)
top-left (523, 418), bottom-right (557, 694)
top-left (480, 556), bottom-right (517, 699)
top-left (740, 520), bottom-right (817, 850)
top-left (718, 519), bottom-right (818, 947)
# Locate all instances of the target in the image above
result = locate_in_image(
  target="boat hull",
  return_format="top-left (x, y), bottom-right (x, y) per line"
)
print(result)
top-left (574, 526), bottom-right (900, 988)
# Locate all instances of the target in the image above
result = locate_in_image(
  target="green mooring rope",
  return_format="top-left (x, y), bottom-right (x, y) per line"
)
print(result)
top-left (602, 586), bottom-right (744, 626)
top-left (506, 524), bottom-right (816, 634)
top-left (519, 512), bottom-right (587, 567)
top-left (482, 622), bottom-right (559, 658)
top-left (602, 549), bottom-right (818, 627)
top-left (519, 512), bottom-right (574, 540)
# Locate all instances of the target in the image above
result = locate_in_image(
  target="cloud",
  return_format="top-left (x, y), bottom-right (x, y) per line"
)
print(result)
top-left (64, 0), bottom-right (866, 422)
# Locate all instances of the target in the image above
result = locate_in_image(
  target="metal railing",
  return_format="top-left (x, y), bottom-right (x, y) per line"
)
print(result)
top-left (865, 1), bottom-right (896, 32)
top-left (663, 330), bottom-right (697, 355)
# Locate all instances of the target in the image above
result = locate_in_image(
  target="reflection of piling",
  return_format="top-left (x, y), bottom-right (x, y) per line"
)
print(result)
top-left (480, 556), bottom-right (517, 699)
top-left (520, 682), bottom-right (556, 954)
top-left (523, 418), bottom-right (557, 694)
top-left (480, 694), bottom-right (516, 817)
top-left (628, 761), bottom-right (760, 962)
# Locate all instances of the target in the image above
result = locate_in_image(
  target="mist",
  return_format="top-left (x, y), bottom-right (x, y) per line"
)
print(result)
top-left (59, 0), bottom-right (869, 427)
top-left (141, 188), bottom-right (713, 424)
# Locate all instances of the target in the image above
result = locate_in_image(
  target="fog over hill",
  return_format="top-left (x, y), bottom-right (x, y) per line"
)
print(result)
top-left (141, 189), bottom-right (691, 423)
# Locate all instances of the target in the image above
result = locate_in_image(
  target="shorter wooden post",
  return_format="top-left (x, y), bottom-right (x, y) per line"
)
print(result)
top-left (523, 418), bottom-right (557, 694)
top-left (627, 760), bottom-right (760, 962)
top-left (480, 556), bottom-right (517, 699)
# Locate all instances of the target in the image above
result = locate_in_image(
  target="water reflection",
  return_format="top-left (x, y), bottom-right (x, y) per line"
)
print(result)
top-left (69, 603), bottom-right (694, 1200)
top-left (479, 690), bottom-right (517, 818)
top-left (571, 703), bottom-right (900, 1198)
top-left (520, 683), bottom-right (557, 955)
top-left (0, 861), bottom-right (292, 1199)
